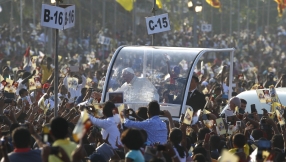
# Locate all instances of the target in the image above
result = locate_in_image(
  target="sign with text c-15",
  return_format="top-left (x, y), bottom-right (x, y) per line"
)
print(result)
top-left (145, 13), bottom-right (171, 35)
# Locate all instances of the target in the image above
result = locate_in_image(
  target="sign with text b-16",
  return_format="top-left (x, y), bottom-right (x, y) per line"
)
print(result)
top-left (41, 4), bottom-right (75, 30)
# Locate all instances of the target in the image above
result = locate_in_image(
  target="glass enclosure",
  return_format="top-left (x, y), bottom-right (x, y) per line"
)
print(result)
top-left (102, 46), bottom-right (202, 117)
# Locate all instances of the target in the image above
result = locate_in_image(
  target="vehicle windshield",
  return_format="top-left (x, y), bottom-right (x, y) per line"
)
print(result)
top-left (102, 46), bottom-right (201, 117)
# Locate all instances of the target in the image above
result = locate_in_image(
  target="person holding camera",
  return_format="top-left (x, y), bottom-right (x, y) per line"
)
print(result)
top-left (123, 101), bottom-right (167, 144)
top-left (88, 101), bottom-right (121, 149)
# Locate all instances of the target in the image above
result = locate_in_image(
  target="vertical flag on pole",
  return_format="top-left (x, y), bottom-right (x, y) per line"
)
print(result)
top-left (116, 0), bottom-right (134, 11)
top-left (275, 0), bottom-right (286, 17)
top-left (206, 0), bottom-right (221, 9)
top-left (156, 0), bottom-right (163, 9)
top-left (206, 0), bottom-right (221, 12)
top-left (116, 0), bottom-right (162, 11)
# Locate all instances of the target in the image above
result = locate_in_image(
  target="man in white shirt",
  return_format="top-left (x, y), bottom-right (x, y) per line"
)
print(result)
top-left (63, 73), bottom-right (87, 100)
top-left (89, 101), bottom-right (121, 149)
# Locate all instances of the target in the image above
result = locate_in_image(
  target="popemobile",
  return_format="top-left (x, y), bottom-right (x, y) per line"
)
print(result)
top-left (99, 46), bottom-right (235, 120)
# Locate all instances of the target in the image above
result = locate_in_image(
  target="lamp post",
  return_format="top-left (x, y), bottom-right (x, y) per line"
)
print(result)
top-left (188, 0), bottom-right (202, 47)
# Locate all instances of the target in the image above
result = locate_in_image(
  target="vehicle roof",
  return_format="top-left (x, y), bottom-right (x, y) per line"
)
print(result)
top-left (221, 88), bottom-right (286, 114)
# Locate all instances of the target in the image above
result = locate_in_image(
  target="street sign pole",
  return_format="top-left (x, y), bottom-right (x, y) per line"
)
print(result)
top-left (41, 2), bottom-right (75, 117)
top-left (152, 0), bottom-right (156, 46)
top-left (54, 0), bottom-right (59, 117)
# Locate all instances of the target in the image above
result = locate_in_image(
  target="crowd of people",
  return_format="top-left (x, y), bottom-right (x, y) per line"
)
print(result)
top-left (0, 19), bottom-right (286, 161)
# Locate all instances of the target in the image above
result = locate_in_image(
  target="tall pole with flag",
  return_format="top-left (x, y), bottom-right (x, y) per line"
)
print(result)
top-left (20, 0), bottom-right (23, 42)
top-left (229, 0), bottom-right (232, 35)
top-left (132, 0), bottom-right (136, 45)
top-left (206, 0), bottom-right (221, 33)
top-left (237, 0), bottom-right (240, 33)
top-left (246, 0), bottom-right (249, 39)
top-left (274, 0), bottom-right (286, 17)
top-left (267, 0), bottom-right (270, 27)
top-left (256, 0), bottom-right (258, 32)
top-left (10, 0), bottom-right (13, 38)
top-left (114, 2), bottom-right (117, 39)
top-left (90, 0), bottom-right (93, 52)
top-left (33, 0), bottom-right (35, 26)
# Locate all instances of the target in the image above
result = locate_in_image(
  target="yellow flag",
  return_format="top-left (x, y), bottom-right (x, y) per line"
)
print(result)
top-left (116, 0), bottom-right (133, 11)
top-left (4, 79), bottom-right (16, 93)
top-left (206, 0), bottom-right (221, 8)
top-left (156, 0), bottom-right (162, 9)
top-left (275, 0), bottom-right (286, 17)
top-left (271, 102), bottom-right (283, 113)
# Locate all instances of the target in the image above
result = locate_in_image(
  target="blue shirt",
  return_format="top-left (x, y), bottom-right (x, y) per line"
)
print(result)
top-left (124, 116), bottom-right (167, 144)
top-left (126, 150), bottom-right (144, 162)
top-left (76, 95), bottom-right (84, 104)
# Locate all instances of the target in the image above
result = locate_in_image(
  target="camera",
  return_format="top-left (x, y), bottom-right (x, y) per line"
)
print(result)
top-left (157, 145), bottom-right (166, 151)
top-left (159, 111), bottom-right (164, 115)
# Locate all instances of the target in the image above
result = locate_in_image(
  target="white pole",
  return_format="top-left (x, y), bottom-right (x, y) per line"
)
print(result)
top-left (229, 0), bottom-right (232, 35)
top-left (90, 0), bottom-right (93, 52)
top-left (33, 0), bottom-right (35, 26)
top-left (246, 0), bottom-right (249, 34)
top-left (132, 0), bottom-right (135, 44)
top-left (267, 0), bottom-right (270, 27)
top-left (20, 0), bottom-right (23, 42)
top-left (237, 0), bottom-right (240, 32)
top-left (114, 2), bottom-right (117, 37)
top-left (79, 5), bottom-right (82, 40)
top-left (256, 0), bottom-right (258, 32)
top-left (101, 0), bottom-right (106, 61)
top-left (10, 0), bottom-right (13, 38)
top-left (228, 50), bottom-right (234, 99)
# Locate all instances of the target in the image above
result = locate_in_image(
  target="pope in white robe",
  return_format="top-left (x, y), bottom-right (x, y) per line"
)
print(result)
top-left (115, 67), bottom-right (159, 103)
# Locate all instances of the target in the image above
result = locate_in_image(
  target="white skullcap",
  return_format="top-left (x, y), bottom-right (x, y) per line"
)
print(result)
top-left (122, 67), bottom-right (135, 75)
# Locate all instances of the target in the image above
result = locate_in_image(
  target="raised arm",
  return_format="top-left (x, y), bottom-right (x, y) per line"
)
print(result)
top-left (21, 70), bottom-right (36, 84)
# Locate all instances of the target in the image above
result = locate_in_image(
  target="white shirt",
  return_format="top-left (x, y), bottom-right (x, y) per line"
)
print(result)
top-left (116, 76), bottom-right (159, 103)
top-left (89, 116), bottom-right (121, 149)
top-left (222, 83), bottom-right (229, 95)
top-left (16, 79), bottom-right (27, 96)
top-left (38, 93), bottom-right (61, 110)
top-left (174, 148), bottom-right (186, 162)
top-left (63, 75), bottom-right (87, 98)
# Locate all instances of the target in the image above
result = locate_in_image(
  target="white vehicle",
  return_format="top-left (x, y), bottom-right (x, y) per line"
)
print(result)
top-left (221, 88), bottom-right (286, 114)
top-left (101, 46), bottom-right (235, 117)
